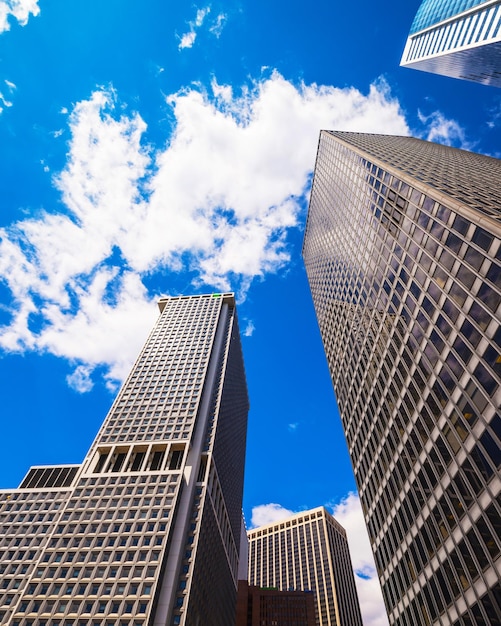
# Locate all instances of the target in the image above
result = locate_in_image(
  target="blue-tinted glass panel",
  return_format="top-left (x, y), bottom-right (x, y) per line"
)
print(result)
top-left (410, 0), bottom-right (489, 33)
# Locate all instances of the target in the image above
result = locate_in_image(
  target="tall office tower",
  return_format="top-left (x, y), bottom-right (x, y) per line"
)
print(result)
top-left (0, 292), bottom-right (249, 626)
top-left (302, 130), bottom-right (501, 626)
top-left (247, 507), bottom-right (363, 626)
top-left (400, 0), bottom-right (501, 87)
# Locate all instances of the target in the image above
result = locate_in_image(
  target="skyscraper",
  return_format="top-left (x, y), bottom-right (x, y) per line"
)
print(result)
top-left (303, 131), bottom-right (501, 625)
top-left (247, 507), bottom-right (363, 626)
top-left (0, 292), bottom-right (249, 626)
top-left (400, 0), bottom-right (501, 87)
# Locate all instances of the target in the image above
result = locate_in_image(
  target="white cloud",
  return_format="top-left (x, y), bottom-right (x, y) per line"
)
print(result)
top-left (66, 364), bottom-right (94, 393)
top-left (487, 100), bottom-right (501, 130)
top-left (211, 78), bottom-right (233, 103)
top-left (0, 81), bottom-right (14, 111)
top-left (209, 12), bottom-right (227, 37)
top-left (418, 110), bottom-right (470, 149)
top-left (0, 0), bottom-right (40, 33)
top-left (243, 320), bottom-right (255, 337)
top-left (178, 31), bottom-right (196, 50)
top-left (1, 79), bottom-right (16, 111)
top-left (178, 5), bottom-right (210, 50)
top-left (250, 503), bottom-right (295, 527)
top-left (288, 422), bottom-right (299, 432)
top-left (0, 72), bottom-right (413, 383)
top-left (331, 493), bottom-right (389, 626)
top-left (195, 7), bottom-right (210, 27)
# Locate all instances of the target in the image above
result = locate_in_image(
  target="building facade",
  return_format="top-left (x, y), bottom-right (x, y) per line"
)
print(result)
top-left (302, 131), bottom-right (501, 625)
top-left (235, 581), bottom-right (316, 626)
top-left (0, 292), bottom-right (249, 626)
top-left (400, 0), bottom-right (501, 87)
top-left (247, 507), bottom-right (363, 626)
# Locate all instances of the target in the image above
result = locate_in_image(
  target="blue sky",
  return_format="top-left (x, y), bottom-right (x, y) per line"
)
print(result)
top-left (0, 1), bottom-right (500, 624)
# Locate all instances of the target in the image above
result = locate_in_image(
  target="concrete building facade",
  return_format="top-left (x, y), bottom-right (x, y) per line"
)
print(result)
top-left (0, 292), bottom-right (249, 626)
top-left (302, 131), bottom-right (501, 625)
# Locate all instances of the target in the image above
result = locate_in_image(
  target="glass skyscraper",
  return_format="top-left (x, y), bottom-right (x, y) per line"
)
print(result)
top-left (247, 507), bottom-right (364, 626)
top-left (0, 293), bottom-right (249, 626)
top-left (401, 0), bottom-right (501, 86)
top-left (303, 131), bottom-right (501, 626)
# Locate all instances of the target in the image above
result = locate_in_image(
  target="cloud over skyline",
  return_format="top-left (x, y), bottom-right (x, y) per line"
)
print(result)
top-left (0, 71), bottom-right (466, 388)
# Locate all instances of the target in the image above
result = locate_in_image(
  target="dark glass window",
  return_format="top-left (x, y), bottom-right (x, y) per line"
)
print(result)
top-left (464, 245), bottom-right (484, 271)
top-left (474, 363), bottom-right (497, 396)
top-left (477, 283), bottom-right (501, 314)
top-left (480, 431), bottom-right (501, 469)
top-left (457, 265), bottom-right (476, 290)
top-left (446, 232), bottom-right (463, 253)
top-left (449, 283), bottom-right (467, 307)
top-left (452, 215), bottom-right (470, 237)
top-left (471, 227), bottom-right (493, 251)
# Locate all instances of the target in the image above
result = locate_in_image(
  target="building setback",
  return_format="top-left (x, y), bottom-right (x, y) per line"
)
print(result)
top-left (302, 130), bottom-right (501, 625)
top-left (400, 0), bottom-right (501, 87)
top-left (247, 507), bottom-right (363, 626)
top-left (0, 292), bottom-right (249, 626)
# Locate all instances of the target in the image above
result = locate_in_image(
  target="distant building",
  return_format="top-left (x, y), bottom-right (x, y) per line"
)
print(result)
top-left (247, 507), bottom-right (363, 626)
top-left (400, 0), bottom-right (501, 86)
top-left (303, 130), bottom-right (501, 625)
top-left (235, 581), bottom-right (316, 626)
top-left (0, 293), bottom-right (249, 626)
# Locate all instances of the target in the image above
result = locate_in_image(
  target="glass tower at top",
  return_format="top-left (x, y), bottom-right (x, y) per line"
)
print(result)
top-left (401, 0), bottom-right (501, 86)
top-left (410, 0), bottom-right (491, 33)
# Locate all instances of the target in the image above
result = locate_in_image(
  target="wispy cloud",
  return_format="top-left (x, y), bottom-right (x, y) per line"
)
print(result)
top-left (418, 109), bottom-right (471, 149)
top-left (0, 78), bottom-right (16, 113)
top-left (178, 6), bottom-right (210, 50)
top-left (0, 71), bottom-right (414, 385)
top-left (0, 0), bottom-right (41, 34)
top-left (288, 422), bottom-right (299, 432)
top-left (0, 92), bottom-right (13, 112)
top-left (209, 12), bottom-right (227, 37)
top-left (243, 320), bottom-right (255, 337)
